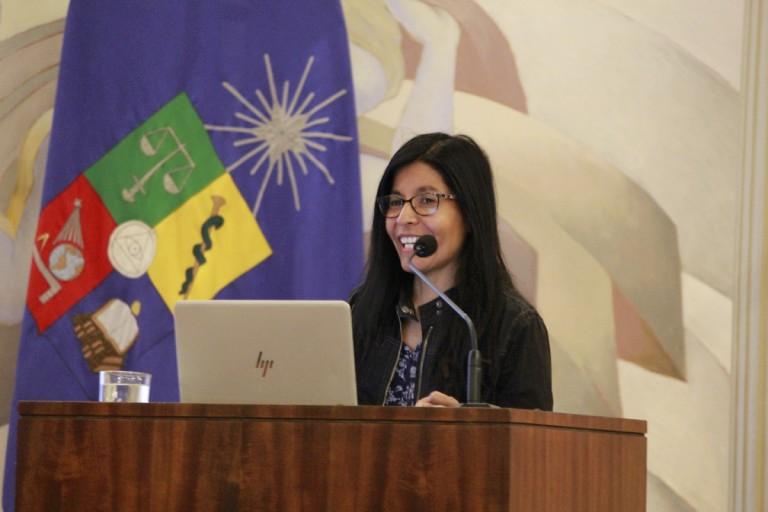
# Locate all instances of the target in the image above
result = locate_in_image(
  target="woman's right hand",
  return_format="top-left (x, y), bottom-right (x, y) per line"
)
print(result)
top-left (415, 390), bottom-right (460, 408)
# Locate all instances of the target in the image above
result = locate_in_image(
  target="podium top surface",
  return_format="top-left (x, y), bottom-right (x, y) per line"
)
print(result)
top-left (18, 401), bottom-right (646, 435)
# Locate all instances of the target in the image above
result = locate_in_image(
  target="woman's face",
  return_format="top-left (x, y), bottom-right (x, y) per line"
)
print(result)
top-left (385, 161), bottom-right (467, 291)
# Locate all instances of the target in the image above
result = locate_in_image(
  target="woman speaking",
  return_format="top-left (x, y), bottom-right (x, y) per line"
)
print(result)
top-left (351, 133), bottom-right (553, 409)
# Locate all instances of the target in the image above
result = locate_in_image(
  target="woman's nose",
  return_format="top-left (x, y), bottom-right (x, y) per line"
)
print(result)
top-left (396, 202), bottom-right (419, 224)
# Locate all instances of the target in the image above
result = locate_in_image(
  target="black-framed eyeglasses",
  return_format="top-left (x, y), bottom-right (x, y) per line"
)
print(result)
top-left (376, 192), bottom-right (457, 218)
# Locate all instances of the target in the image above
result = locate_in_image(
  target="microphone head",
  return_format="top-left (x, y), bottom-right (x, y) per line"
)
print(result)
top-left (413, 235), bottom-right (438, 257)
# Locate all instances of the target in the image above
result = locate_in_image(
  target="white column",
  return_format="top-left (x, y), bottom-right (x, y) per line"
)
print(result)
top-left (731, 0), bottom-right (768, 511)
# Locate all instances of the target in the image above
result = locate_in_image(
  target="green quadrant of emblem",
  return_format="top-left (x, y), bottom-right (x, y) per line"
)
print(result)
top-left (85, 93), bottom-right (224, 227)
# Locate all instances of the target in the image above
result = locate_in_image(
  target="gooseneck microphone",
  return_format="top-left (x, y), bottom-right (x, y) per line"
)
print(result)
top-left (408, 235), bottom-right (487, 407)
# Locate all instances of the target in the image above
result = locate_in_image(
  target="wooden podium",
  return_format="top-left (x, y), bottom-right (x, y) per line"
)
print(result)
top-left (16, 402), bottom-right (646, 511)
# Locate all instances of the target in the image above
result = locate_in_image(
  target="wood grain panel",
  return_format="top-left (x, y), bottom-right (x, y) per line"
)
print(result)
top-left (16, 402), bottom-right (646, 511)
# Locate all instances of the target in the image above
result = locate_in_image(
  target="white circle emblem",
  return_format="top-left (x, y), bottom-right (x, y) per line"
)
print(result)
top-left (108, 221), bottom-right (157, 278)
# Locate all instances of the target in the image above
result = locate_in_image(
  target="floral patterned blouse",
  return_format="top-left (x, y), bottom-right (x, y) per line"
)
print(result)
top-left (384, 342), bottom-right (423, 406)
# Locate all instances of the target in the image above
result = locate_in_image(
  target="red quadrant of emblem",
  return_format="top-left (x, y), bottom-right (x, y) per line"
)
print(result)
top-left (27, 175), bottom-right (117, 332)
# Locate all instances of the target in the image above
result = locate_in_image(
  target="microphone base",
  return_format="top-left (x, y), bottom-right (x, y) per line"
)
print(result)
top-left (461, 402), bottom-right (496, 408)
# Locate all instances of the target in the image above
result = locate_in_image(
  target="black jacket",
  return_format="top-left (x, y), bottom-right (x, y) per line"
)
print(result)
top-left (353, 290), bottom-right (553, 409)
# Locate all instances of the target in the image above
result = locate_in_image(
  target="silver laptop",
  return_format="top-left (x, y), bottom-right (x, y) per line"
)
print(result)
top-left (174, 300), bottom-right (357, 405)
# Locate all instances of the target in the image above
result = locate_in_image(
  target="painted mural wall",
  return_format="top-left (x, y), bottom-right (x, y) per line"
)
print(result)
top-left (0, 1), bottom-right (742, 510)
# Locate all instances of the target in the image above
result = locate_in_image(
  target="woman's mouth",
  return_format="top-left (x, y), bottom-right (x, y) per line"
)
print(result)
top-left (398, 235), bottom-right (420, 250)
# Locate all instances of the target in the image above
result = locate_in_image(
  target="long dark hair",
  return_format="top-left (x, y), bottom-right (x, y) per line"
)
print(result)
top-left (352, 133), bottom-right (521, 392)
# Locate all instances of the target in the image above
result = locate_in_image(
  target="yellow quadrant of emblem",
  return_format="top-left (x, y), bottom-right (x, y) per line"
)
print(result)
top-left (148, 173), bottom-right (272, 312)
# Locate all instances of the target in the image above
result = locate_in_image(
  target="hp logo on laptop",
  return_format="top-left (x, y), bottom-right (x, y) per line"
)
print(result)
top-left (255, 351), bottom-right (274, 377)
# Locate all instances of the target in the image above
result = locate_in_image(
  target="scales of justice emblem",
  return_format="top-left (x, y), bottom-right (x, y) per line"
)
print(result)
top-left (121, 126), bottom-right (196, 203)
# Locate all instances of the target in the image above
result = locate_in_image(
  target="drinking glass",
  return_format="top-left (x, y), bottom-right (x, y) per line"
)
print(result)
top-left (99, 370), bottom-right (151, 403)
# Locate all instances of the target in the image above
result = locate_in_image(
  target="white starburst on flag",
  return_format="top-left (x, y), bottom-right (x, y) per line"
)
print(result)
top-left (205, 54), bottom-right (353, 216)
